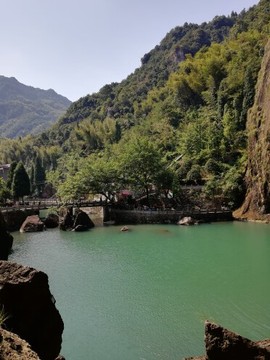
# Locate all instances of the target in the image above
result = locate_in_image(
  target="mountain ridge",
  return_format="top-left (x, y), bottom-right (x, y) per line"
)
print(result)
top-left (0, 75), bottom-right (71, 138)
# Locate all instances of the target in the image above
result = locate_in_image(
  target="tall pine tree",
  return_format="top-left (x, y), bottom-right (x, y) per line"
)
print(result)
top-left (11, 162), bottom-right (30, 200)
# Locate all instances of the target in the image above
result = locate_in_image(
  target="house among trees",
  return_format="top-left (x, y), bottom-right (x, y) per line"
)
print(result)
top-left (0, 164), bottom-right (10, 181)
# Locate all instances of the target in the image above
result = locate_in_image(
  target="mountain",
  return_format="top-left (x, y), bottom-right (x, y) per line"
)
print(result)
top-left (0, 76), bottom-right (71, 138)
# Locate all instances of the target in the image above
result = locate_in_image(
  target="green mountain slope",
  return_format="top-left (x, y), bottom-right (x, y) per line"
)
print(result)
top-left (0, 76), bottom-right (71, 138)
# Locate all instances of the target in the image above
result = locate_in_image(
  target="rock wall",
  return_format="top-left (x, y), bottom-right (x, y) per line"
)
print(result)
top-left (234, 39), bottom-right (270, 222)
top-left (0, 261), bottom-right (64, 360)
top-left (185, 321), bottom-right (270, 360)
top-left (110, 208), bottom-right (233, 225)
top-left (0, 212), bottom-right (13, 260)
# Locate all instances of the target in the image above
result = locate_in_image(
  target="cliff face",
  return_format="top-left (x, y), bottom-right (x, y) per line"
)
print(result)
top-left (234, 39), bottom-right (270, 221)
top-left (0, 261), bottom-right (64, 360)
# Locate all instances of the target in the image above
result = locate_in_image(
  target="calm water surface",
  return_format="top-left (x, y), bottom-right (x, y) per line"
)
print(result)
top-left (10, 222), bottom-right (270, 360)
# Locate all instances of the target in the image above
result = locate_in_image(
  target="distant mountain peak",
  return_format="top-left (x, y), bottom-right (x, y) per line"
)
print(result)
top-left (0, 75), bottom-right (71, 138)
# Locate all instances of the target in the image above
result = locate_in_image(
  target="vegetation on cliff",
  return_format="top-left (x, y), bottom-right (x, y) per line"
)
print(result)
top-left (0, 0), bottom-right (270, 211)
top-left (234, 38), bottom-right (270, 221)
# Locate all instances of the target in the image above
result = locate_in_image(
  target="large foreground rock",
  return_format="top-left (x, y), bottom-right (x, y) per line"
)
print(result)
top-left (185, 321), bottom-right (270, 360)
top-left (0, 261), bottom-right (64, 360)
top-left (0, 328), bottom-right (40, 359)
top-left (0, 212), bottom-right (13, 260)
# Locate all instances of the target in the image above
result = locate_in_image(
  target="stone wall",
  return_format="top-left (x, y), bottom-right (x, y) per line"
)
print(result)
top-left (110, 209), bottom-right (233, 225)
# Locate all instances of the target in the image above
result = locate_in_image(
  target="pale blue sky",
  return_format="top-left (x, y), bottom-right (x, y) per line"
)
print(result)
top-left (1, 0), bottom-right (258, 101)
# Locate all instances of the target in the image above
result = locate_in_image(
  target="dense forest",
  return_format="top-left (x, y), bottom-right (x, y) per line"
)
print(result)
top-left (0, 0), bottom-right (269, 209)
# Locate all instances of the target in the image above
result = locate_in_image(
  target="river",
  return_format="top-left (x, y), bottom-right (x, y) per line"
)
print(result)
top-left (9, 221), bottom-right (270, 360)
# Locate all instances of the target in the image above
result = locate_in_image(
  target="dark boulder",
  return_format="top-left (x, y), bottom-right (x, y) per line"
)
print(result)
top-left (0, 211), bottom-right (13, 260)
top-left (73, 210), bottom-right (95, 230)
top-left (205, 321), bottom-right (270, 360)
top-left (44, 213), bottom-right (59, 228)
top-left (185, 321), bottom-right (270, 360)
top-left (59, 207), bottom-right (73, 230)
top-left (0, 261), bottom-right (64, 360)
top-left (20, 215), bottom-right (45, 232)
top-left (73, 224), bottom-right (88, 232)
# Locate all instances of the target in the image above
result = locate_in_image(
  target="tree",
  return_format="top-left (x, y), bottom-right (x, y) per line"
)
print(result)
top-left (0, 178), bottom-right (10, 203)
top-left (80, 156), bottom-right (121, 202)
top-left (6, 161), bottom-right (17, 190)
top-left (33, 156), bottom-right (46, 197)
top-left (11, 162), bottom-right (30, 200)
top-left (120, 137), bottom-right (165, 204)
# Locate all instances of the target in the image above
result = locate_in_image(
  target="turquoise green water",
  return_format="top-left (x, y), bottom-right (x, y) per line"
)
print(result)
top-left (10, 222), bottom-right (270, 360)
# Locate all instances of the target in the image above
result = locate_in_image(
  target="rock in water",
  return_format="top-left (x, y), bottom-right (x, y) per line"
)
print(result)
top-left (44, 213), bottom-right (59, 228)
top-left (205, 321), bottom-right (270, 360)
top-left (0, 261), bottom-right (64, 360)
top-left (20, 215), bottom-right (45, 232)
top-left (73, 210), bottom-right (95, 230)
top-left (178, 216), bottom-right (195, 225)
top-left (185, 321), bottom-right (270, 359)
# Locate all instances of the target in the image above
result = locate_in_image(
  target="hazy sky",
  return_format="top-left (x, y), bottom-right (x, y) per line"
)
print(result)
top-left (1, 0), bottom-right (258, 101)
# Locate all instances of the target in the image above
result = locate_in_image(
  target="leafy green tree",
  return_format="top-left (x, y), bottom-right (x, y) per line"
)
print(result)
top-left (11, 162), bottom-right (30, 200)
top-left (0, 178), bottom-right (10, 203)
top-left (120, 137), bottom-right (165, 204)
top-left (186, 165), bottom-right (202, 184)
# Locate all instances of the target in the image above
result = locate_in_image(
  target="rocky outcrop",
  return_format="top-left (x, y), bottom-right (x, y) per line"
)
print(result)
top-left (43, 213), bottom-right (59, 228)
top-left (20, 215), bottom-right (45, 232)
top-left (60, 207), bottom-right (95, 231)
top-left (0, 328), bottom-right (40, 360)
top-left (0, 212), bottom-right (13, 260)
top-left (185, 321), bottom-right (270, 360)
top-left (0, 261), bottom-right (64, 360)
top-left (73, 210), bottom-right (95, 230)
top-left (3, 209), bottom-right (39, 232)
top-left (234, 39), bottom-right (270, 222)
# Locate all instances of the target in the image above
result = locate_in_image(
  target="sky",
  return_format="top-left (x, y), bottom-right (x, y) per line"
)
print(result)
top-left (0, 0), bottom-right (259, 101)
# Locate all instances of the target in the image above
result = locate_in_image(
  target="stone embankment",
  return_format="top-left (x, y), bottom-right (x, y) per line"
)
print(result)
top-left (185, 321), bottom-right (270, 360)
top-left (109, 208), bottom-right (233, 225)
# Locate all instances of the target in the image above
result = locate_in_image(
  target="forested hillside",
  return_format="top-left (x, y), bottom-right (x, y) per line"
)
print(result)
top-left (0, 0), bottom-right (269, 211)
top-left (0, 76), bottom-right (71, 138)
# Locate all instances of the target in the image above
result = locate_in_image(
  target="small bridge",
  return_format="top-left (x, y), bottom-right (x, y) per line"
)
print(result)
top-left (0, 200), bottom-right (233, 225)
top-left (0, 199), bottom-right (104, 213)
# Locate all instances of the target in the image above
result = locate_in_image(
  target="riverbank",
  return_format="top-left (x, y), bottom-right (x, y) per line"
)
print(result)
top-left (109, 207), bottom-right (233, 225)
